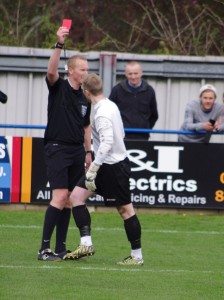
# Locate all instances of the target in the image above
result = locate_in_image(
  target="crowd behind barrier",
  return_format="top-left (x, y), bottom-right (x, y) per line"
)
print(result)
top-left (2, 48), bottom-right (224, 144)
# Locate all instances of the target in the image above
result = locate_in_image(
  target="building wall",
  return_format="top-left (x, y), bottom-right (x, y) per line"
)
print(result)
top-left (1, 46), bottom-right (224, 142)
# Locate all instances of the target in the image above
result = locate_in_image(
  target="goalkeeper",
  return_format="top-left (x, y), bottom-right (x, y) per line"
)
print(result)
top-left (66, 73), bottom-right (143, 265)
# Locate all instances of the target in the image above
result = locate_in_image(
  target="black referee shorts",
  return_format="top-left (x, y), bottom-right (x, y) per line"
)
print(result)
top-left (78, 157), bottom-right (131, 207)
top-left (44, 143), bottom-right (85, 191)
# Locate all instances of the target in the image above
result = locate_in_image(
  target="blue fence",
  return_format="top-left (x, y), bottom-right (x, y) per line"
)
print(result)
top-left (0, 123), bottom-right (221, 136)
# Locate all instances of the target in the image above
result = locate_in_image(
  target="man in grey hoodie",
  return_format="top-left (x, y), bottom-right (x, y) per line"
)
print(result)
top-left (178, 84), bottom-right (224, 143)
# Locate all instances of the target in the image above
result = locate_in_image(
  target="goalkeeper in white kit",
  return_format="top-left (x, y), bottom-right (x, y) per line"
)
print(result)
top-left (66, 73), bottom-right (143, 265)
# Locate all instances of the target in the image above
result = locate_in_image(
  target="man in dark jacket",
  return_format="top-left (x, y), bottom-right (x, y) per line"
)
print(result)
top-left (0, 90), bottom-right (7, 104)
top-left (109, 61), bottom-right (158, 140)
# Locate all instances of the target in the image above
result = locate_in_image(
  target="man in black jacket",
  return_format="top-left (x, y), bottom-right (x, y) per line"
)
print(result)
top-left (109, 61), bottom-right (158, 140)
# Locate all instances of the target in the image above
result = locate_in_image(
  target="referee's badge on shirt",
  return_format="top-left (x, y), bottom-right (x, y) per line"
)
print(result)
top-left (81, 105), bottom-right (87, 117)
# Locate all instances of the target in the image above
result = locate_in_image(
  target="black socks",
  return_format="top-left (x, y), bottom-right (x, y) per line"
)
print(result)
top-left (72, 205), bottom-right (91, 237)
top-left (55, 207), bottom-right (71, 254)
top-left (124, 214), bottom-right (141, 250)
top-left (40, 205), bottom-right (61, 251)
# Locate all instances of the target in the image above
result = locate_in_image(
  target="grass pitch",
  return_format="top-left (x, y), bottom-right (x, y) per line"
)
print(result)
top-left (0, 209), bottom-right (224, 299)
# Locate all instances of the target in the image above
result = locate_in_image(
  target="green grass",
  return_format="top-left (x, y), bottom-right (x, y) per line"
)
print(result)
top-left (0, 209), bottom-right (224, 300)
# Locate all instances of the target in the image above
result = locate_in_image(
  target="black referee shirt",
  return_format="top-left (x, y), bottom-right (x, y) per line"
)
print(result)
top-left (44, 77), bottom-right (91, 145)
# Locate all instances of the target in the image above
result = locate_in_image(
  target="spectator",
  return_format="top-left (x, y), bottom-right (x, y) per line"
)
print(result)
top-left (0, 90), bottom-right (7, 104)
top-left (66, 73), bottom-right (143, 265)
top-left (37, 26), bottom-right (92, 261)
top-left (178, 84), bottom-right (224, 143)
top-left (109, 61), bottom-right (158, 140)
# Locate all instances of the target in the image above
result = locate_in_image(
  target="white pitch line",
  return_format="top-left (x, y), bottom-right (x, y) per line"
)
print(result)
top-left (0, 264), bottom-right (223, 274)
top-left (0, 224), bottom-right (41, 229)
top-left (0, 224), bottom-right (223, 235)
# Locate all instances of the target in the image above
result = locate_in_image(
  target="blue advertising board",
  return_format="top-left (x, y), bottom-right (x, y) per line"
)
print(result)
top-left (0, 137), bottom-right (11, 203)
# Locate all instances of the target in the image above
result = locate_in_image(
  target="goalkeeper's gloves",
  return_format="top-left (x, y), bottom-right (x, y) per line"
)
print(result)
top-left (85, 162), bottom-right (100, 192)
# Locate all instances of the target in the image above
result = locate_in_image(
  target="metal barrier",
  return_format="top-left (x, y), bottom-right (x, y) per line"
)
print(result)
top-left (0, 123), bottom-right (222, 136)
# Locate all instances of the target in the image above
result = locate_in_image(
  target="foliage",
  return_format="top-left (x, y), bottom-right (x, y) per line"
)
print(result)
top-left (1, 0), bottom-right (224, 55)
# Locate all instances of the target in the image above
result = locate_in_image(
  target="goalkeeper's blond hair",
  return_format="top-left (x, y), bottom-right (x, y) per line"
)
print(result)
top-left (82, 73), bottom-right (103, 96)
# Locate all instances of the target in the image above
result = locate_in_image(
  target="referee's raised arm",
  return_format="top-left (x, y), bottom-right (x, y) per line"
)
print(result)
top-left (47, 27), bottom-right (69, 85)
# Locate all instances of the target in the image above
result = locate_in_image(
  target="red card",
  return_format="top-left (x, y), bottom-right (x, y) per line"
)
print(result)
top-left (62, 19), bottom-right (72, 30)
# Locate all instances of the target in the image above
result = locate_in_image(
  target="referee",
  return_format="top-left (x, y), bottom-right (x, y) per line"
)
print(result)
top-left (38, 26), bottom-right (92, 261)
top-left (66, 73), bottom-right (143, 265)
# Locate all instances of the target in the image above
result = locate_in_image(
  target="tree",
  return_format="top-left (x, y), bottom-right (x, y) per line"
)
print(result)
top-left (1, 0), bottom-right (224, 55)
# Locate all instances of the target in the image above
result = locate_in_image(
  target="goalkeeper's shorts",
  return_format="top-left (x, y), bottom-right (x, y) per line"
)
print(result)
top-left (77, 157), bottom-right (131, 206)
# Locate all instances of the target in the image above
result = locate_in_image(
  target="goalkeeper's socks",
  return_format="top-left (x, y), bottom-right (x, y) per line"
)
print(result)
top-left (72, 205), bottom-right (91, 234)
top-left (131, 248), bottom-right (143, 260)
top-left (124, 214), bottom-right (141, 248)
top-left (80, 236), bottom-right (93, 246)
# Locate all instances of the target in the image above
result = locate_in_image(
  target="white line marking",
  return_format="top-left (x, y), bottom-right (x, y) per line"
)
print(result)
top-left (0, 265), bottom-right (62, 269)
top-left (0, 264), bottom-right (223, 274)
top-left (0, 224), bottom-right (41, 229)
top-left (0, 224), bottom-right (223, 235)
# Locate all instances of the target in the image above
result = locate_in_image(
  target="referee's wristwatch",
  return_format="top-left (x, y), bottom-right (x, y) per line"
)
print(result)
top-left (54, 42), bottom-right (64, 49)
top-left (86, 150), bottom-right (93, 155)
